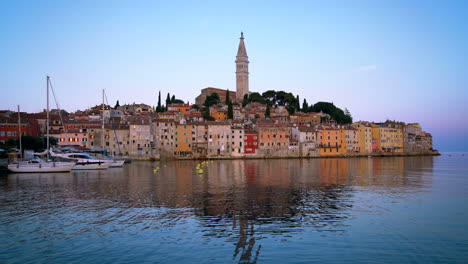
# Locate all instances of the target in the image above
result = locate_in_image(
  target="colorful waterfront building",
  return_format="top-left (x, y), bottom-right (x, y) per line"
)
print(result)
top-left (244, 130), bottom-right (259, 155)
top-left (153, 119), bottom-right (175, 157)
top-left (352, 122), bottom-right (373, 154)
top-left (207, 121), bottom-right (231, 157)
top-left (174, 120), bottom-right (193, 158)
top-left (257, 122), bottom-right (291, 156)
top-left (57, 129), bottom-right (88, 148)
top-left (230, 124), bottom-right (244, 157)
top-left (291, 126), bottom-right (318, 157)
top-left (372, 121), bottom-right (404, 152)
top-left (317, 126), bottom-right (345, 156)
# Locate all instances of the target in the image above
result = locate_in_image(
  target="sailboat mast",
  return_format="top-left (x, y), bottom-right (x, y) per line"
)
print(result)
top-left (46, 76), bottom-right (50, 151)
top-left (18, 105), bottom-right (22, 160)
top-left (102, 89), bottom-right (105, 153)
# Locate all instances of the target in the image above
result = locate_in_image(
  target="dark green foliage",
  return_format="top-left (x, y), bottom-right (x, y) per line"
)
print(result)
top-left (202, 108), bottom-right (215, 121)
top-left (265, 104), bottom-right (270, 118)
top-left (172, 99), bottom-right (185, 104)
top-left (114, 100), bottom-right (120, 109)
top-left (262, 90), bottom-right (276, 106)
top-left (248, 92), bottom-right (266, 104)
top-left (225, 89), bottom-right (231, 104)
top-left (166, 93), bottom-right (171, 109)
top-left (311, 102), bottom-right (352, 124)
top-left (242, 94), bottom-right (249, 107)
top-left (156, 91), bottom-right (162, 112)
top-left (191, 104), bottom-right (200, 110)
top-left (203, 93), bottom-right (220, 108)
top-left (4, 136), bottom-right (58, 152)
top-left (227, 101), bottom-right (233, 119)
top-left (171, 95), bottom-right (176, 103)
top-left (296, 95), bottom-right (300, 111)
top-left (302, 99), bottom-right (308, 112)
top-left (287, 105), bottom-right (296, 115)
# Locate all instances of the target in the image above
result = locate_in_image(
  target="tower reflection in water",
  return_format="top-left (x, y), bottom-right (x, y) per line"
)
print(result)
top-left (5, 156), bottom-right (434, 264)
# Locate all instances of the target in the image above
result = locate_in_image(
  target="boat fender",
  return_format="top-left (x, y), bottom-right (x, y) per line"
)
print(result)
top-left (53, 162), bottom-right (56, 167)
top-left (39, 164), bottom-right (42, 168)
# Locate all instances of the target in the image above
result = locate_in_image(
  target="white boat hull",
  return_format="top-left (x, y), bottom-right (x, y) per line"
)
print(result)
top-left (72, 160), bottom-right (112, 170)
top-left (8, 162), bottom-right (75, 173)
top-left (109, 160), bottom-right (125, 167)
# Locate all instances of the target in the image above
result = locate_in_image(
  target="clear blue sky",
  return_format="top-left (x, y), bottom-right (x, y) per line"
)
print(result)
top-left (0, 0), bottom-right (467, 151)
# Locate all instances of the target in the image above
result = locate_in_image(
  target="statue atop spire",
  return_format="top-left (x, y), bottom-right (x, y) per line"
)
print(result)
top-left (235, 32), bottom-right (249, 100)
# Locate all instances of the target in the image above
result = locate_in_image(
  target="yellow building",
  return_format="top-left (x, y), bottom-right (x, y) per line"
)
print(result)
top-left (352, 122), bottom-right (373, 154)
top-left (372, 122), bottom-right (404, 152)
top-left (174, 121), bottom-right (193, 158)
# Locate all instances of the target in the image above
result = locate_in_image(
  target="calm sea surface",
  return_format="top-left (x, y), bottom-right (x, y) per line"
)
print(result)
top-left (1, 154), bottom-right (467, 263)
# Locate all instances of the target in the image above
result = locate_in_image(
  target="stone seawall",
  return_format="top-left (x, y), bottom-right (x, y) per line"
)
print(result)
top-left (131, 151), bottom-right (441, 161)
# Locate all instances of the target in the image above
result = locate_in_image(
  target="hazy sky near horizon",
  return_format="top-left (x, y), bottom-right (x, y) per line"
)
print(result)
top-left (0, 0), bottom-right (467, 151)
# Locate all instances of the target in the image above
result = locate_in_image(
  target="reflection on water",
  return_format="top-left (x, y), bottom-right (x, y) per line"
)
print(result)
top-left (2, 156), bottom-right (463, 263)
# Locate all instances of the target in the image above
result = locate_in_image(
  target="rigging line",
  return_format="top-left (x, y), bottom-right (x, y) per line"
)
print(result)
top-left (48, 78), bottom-right (66, 133)
top-left (103, 90), bottom-right (122, 155)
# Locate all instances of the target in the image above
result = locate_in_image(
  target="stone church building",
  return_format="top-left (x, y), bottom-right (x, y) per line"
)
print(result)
top-left (195, 32), bottom-right (250, 105)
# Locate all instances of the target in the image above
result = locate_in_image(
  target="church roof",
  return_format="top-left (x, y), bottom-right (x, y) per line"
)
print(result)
top-left (236, 32), bottom-right (248, 58)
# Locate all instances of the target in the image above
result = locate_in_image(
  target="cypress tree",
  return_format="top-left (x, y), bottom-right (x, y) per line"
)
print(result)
top-left (296, 95), bottom-right (300, 112)
top-left (227, 101), bottom-right (233, 119)
top-left (157, 91), bottom-right (162, 112)
top-left (165, 93), bottom-right (171, 110)
top-left (265, 104), bottom-right (271, 118)
top-left (302, 99), bottom-right (309, 112)
top-left (171, 95), bottom-right (176, 103)
top-left (225, 89), bottom-right (230, 104)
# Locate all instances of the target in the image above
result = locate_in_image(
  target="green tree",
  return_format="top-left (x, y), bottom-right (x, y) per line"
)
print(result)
top-left (203, 93), bottom-right (220, 107)
top-left (202, 108), bottom-right (215, 121)
top-left (296, 95), bottom-right (300, 111)
top-left (227, 101), bottom-right (233, 119)
top-left (248, 92), bottom-right (266, 104)
top-left (262, 90), bottom-right (276, 106)
top-left (302, 99), bottom-right (308, 112)
top-left (225, 89), bottom-right (231, 104)
top-left (265, 104), bottom-right (271, 118)
top-left (156, 91), bottom-right (162, 112)
top-left (165, 93), bottom-right (171, 110)
top-left (114, 100), bottom-right (120, 109)
top-left (191, 104), bottom-right (200, 110)
top-left (312, 102), bottom-right (352, 124)
top-left (171, 95), bottom-right (176, 103)
top-left (172, 99), bottom-right (185, 104)
top-left (242, 94), bottom-right (249, 107)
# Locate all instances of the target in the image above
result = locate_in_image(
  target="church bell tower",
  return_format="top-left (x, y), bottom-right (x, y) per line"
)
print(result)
top-left (235, 32), bottom-right (249, 101)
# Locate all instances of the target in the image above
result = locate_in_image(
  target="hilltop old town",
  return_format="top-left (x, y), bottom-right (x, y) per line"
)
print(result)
top-left (1, 33), bottom-right (437, 160)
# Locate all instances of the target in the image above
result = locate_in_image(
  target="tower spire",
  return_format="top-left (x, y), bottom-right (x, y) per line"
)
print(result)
top-left (235, 32), bottom-right (249, 100)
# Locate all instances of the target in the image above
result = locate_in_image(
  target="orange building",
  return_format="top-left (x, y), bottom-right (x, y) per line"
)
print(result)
top-left (210, 107), bottom-right (228, 120)
top-left (167, 103), bottom-right (191, 114)
top-left (174, 121), bottom-right (193, 158)
top-left (317, 127), bottom-right (345, 156)
top-left (257, 123), bottom-right (290, 151)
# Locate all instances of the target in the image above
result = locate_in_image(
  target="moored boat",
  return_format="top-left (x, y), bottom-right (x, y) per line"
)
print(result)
top-left (50, 151), bottom-right (112, 170)
top-left (8, 157), bottom-right (75, 173)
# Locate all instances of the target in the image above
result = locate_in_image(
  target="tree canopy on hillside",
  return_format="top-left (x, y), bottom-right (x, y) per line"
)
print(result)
top-left (310, 102), bottom-right (352, 124)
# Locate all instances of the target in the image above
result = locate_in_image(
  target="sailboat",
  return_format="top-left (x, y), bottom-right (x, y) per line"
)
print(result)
top-left (101, 89), bottom-right (125, 167)
top-left (8, 77), bottom-right (75, 173)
